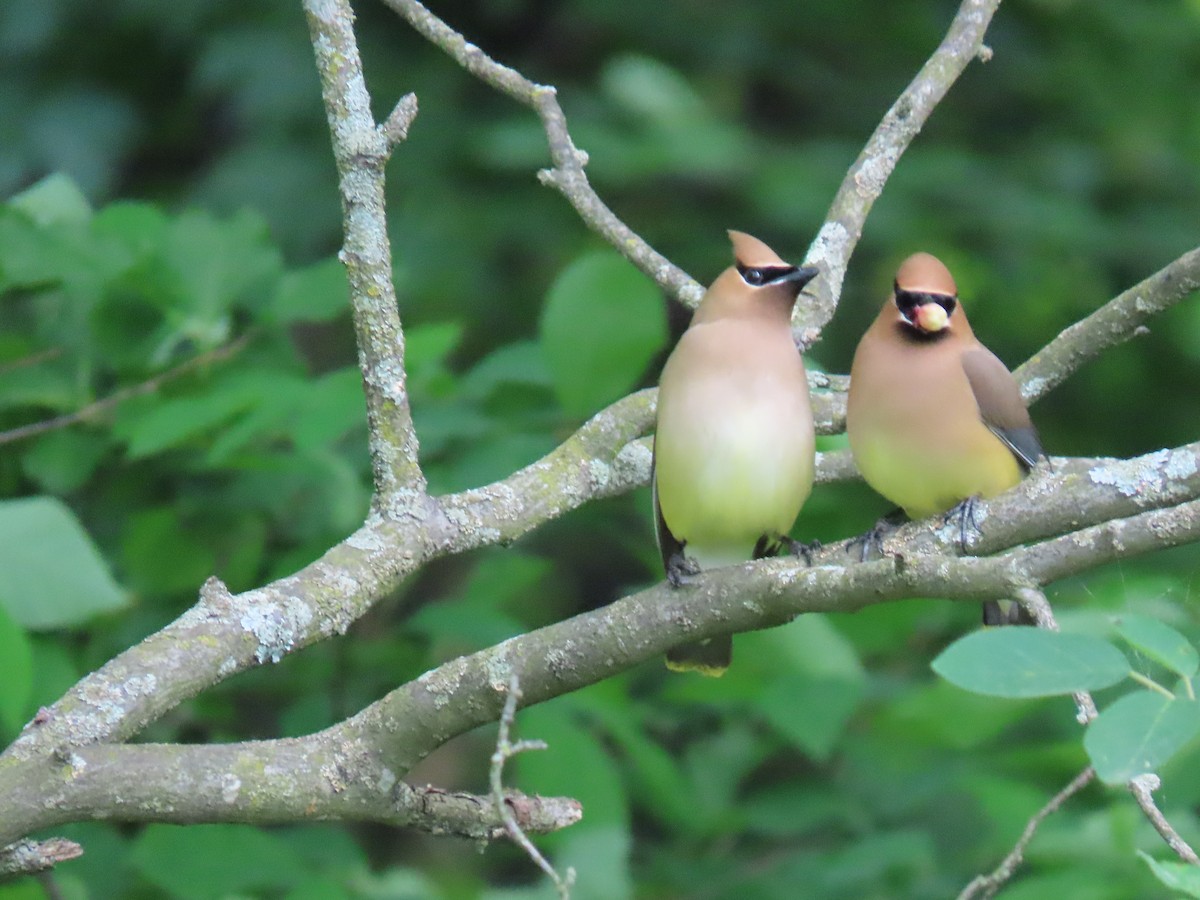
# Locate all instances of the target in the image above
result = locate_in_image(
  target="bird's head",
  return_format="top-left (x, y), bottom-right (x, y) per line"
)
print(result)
top-left (892, 252), bottom-right (959, 337)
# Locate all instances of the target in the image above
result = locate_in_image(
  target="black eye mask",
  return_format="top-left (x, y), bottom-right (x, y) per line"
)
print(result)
top-left (894, 286), bottom-right (957, 320)
top-left (737, 263), bottom-right (803, 287)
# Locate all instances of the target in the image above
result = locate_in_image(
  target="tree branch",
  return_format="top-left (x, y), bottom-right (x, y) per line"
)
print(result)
top-left (0, 738), bottom-right (579, 846)
top-left (796, 0), bottom-right (1003, 344)
top-left (490, 675), bottom-right (576, 898)
top-left (0, 335), bottom-right (251, 446)
top-left (304, 0), bottom-right (427, 507)
top-left (1129, 775), bottom-right (1200, 866)
top-left (0, 838), bottom-right (82, 881)
top-left (1016, 245), bottom-right (1200, 404)
top-left (378, 0), bottom-right (704, 309)
top-left (958, 767), bottom-right (1097, 900)
top-left (6, 491), bottom-right (1200, 843)
top-left (1, 391), bottom-right (653, 761)
top-left (962, 588), bottom-right (1197, 896)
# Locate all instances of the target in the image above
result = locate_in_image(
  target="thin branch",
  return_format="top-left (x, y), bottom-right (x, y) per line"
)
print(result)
top-left (1017, 245), bottom-right (1200, 404)
top-left (0, 838), bottom-right (83, 881)
top-left (0, 346), bottom-right (64, 377)
top-left (797, 0), bottom-right (1003, 344)
top-left (380, 92), bottom-right (419, 148)
top-left (378, 0), bottom-right (704, 308)
top-left (963, 587), bottom-right (1197, 898)
top-left (490, 675), bottom-right (576, 898)
top-left (304, 0), bottom-right (427, 508)
top-left (0, 335), bottom-right (251, 446)
top-left (1129, 775), bottom-right (1200, 866)
top-left (1028, 593), bottom-right (1198, 865)
top-left (958, 767), bottom-right (1097, 900)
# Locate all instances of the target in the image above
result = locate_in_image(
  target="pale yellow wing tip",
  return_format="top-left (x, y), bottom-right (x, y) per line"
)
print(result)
top-left (664, 659), bottom-right (728, 677)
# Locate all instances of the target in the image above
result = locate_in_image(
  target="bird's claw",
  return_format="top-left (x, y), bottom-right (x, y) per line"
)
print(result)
top-left (666, 552), bottom-right (700, 587)
top-left (845, 509), bottom-right (906, 562)
top-left (945, 495), bottom-right (982, 551)
top-left (786, 538), bottom-right (821, 566)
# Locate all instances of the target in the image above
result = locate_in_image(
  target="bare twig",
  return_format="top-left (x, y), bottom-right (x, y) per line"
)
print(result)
top-left (962, 587), bottom-right (1197, 896)
top-left (378, 0), bottom-right (704, 309)
top-left (0, 837), bottom-right (82, 880)
top-left (304, 0), bottom-right (427, 507)
top-left (957, 767), bottom-right (1097, 900)
top-left (1017, 245), bottom-right (1200, 404)
top-left (0, 346), bottom-right (63, 377)
top-left (0, 335), bottom-right (251, 446)
top-left (490, 675), bottom-right (576, 899)
top-left (797, 0), bottom-right (1003, 344)
top-left (1129, 775), bottom-right (1200, 866)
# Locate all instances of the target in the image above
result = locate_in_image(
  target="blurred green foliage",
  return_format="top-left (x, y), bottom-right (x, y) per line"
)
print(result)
top-left (1, 0), bottom-right (1200, 898)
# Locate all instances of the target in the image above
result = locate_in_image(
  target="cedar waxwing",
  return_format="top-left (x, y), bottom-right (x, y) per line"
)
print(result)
top-left (845, 252), bottom-right (1044, 625)
top-left (653, 231), bottom-right (819, 675)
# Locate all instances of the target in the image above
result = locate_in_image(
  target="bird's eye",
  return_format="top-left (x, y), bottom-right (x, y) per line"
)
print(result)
top-left (742, 268), bottom-right (765, 286)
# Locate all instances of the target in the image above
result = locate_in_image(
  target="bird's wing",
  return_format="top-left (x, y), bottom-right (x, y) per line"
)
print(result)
top-left (962, 348), bottom-right (1044, 470)
top-left (651, 439), bottom-right (685, 573)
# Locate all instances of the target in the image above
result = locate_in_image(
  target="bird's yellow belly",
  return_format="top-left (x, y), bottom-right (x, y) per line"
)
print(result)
top-left (853, 427), bottom-right (1022, 520)
top-left (656, 403), bottom-right (813, 553)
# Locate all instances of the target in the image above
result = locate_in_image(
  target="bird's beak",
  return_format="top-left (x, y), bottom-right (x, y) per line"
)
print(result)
top-left (912, 302), bottom-right (949, 332)
top-left (783, 265), bottom-right (820, 290)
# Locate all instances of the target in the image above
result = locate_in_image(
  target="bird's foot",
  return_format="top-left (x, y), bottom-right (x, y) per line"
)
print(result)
top-left (845, 508), bottom-right (907, 562)
top-left (666, 551), bottom-right (701, 587)
top-left (945, 495), bottom-right (982, 551)
top-left (785, 538), bottom-right (822, 566)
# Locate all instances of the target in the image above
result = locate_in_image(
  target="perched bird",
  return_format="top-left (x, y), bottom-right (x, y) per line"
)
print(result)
top-left (845, 252), bottom-right (1043, 625)
top-left (653, 231), bottom-right (819, 674)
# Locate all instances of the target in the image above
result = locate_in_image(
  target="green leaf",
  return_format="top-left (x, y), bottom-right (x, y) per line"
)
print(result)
top-left (931, 628), bottom-right (1130, 697)
top-left (121, 507), bottom-right (216, 596)
top-left (600, 54), bottom-right (707, 124)
top-left (8, 173), bottom-right (92, 226)
top-left (0, 497), bottom-right (127, 630)
top-left (516, 703), bottom-right (629, 829)
top-left (753, 617), bottom-right (867, 759)
top-left (129, 824), bottom-right (307, 900)
top-left (163, 208), bottom-right (282, 318)
top-left (554, 825), bottom-right (633, 900)
top-left (21, 429), bottom-right (111, 494)
top-left (461, 339), bottom-right (553, 400)
top-left (539, 250), bottom-right (665, 418)
top-left (266, 256), bottom-right (349, 324)
top-left (1113, 613), bottom-right (1199, 678)
top-left (1085, 690), bottom-right (1200, 784)
top-left (0, 604), bottom-right (33, 733)
top-left (1138, 850), bottom-right (1200, 898)
top-left (115, 369), bottom-right (304, 459)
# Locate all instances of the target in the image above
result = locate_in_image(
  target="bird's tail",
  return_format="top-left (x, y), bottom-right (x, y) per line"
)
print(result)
top-left (666, 636), bottom-right (732, 677)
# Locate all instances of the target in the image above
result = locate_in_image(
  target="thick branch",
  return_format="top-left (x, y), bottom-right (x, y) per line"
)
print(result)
top-left (304, 0), bottom-right (426, 506)
top-left (345, 495), bottom-right (1200, 774)
top-left (0, 740), bottom-right (578, 845)
top-left (797, 0), bottom-right (1002, 344)
top-left (5, 497), bottom-right (1198, 843)
top-left (813, 442), bottom-right (1200, 565)
top-left (379, 0), bottom-right (704, 308)
top-left (1, 393), bottom-right (653, 761)
top-left (1016, 245), bottom-right (1200, 404)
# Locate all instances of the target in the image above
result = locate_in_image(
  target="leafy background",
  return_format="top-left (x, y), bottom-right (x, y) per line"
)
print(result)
top-left (2, 0), bottom-right (1200, 897)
